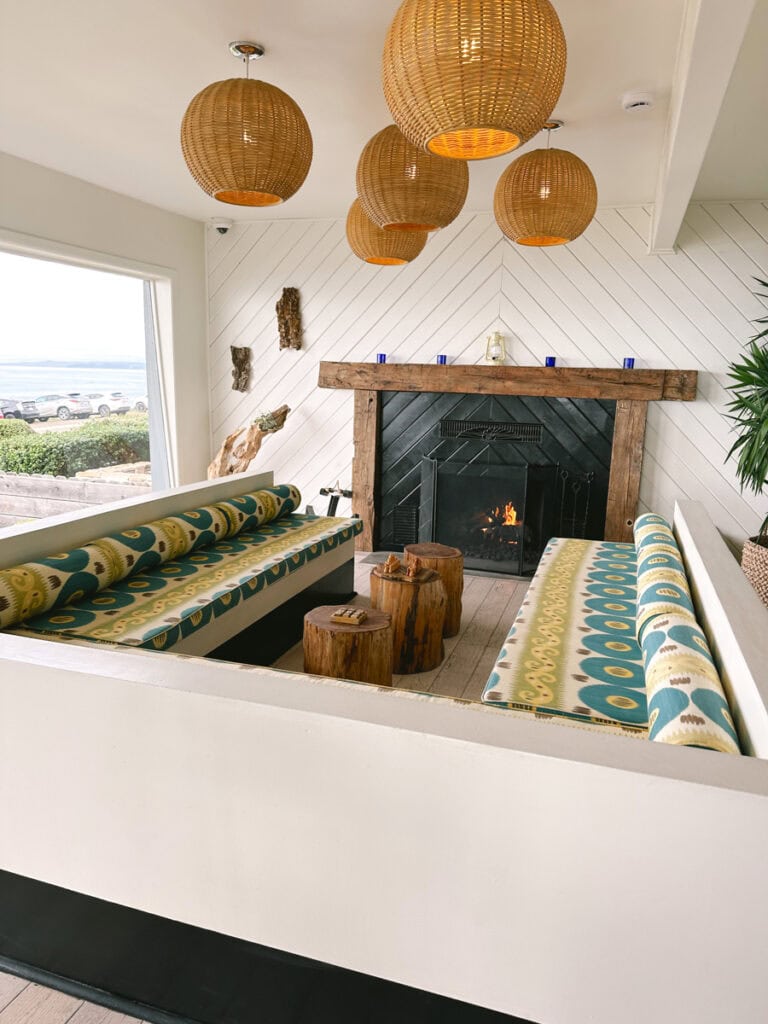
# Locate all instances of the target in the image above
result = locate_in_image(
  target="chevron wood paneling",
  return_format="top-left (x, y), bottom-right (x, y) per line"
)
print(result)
top-left (207, 202), bottom-right (768, 545)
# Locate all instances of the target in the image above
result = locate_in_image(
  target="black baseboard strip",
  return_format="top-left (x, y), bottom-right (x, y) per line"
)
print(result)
top-left (0, 871), bottom-right (530, 1024)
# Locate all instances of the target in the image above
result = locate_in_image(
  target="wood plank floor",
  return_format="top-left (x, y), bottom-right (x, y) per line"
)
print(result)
top-left (0, 973), bottom-right (142, 1024)
top-left (274, 555), bottom-right (529, 701)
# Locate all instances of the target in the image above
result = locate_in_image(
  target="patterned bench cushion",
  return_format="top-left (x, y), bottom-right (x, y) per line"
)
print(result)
top-left (0, 484), bottom-right (301, 632)
top-left (11, 514), bottom-right (362, 651)
top-left (482, 538), bottom-right (647, 734)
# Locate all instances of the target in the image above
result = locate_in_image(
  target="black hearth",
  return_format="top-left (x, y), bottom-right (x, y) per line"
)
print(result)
top-left (379, 391), bottom-right (615, 576)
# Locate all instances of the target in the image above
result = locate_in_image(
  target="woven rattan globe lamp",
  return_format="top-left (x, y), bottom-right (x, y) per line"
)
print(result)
top-left (356, 125), bottom-right (469, 231)
top-left (346, 199), bottom-right (427, 265)
top-left (181, 42), bottom-right (312, 207)
top-left (382, 0), bottom-right (566, 160)
top-left (494, 124), bottom-right (597, 245)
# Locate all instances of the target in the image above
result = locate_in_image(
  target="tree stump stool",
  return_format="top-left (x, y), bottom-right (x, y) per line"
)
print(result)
top-left (370, 564), bottom-right (447, 674)
top-left (303, 606), bottom-right (393, 687)
top-left (403, 543), bottom-right (464, 637)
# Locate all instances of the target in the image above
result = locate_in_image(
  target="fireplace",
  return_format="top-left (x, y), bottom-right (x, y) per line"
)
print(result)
top-left (379, 392), bottom-right (614, 576)
top-left (317, 360), bottom-right (699, 549)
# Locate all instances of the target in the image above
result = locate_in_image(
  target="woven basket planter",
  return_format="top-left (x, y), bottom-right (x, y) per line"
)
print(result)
top-left (742, 536), bottom-right (768, 607)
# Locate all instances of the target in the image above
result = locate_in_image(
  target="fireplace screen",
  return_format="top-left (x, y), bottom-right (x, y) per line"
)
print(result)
top-left (420, 459), bottom-right (559, 575)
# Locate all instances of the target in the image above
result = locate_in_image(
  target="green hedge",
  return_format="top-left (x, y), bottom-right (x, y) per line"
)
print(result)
top-left (0, 418), bottom-right (32, 437)
top-left (0, 415), bottom-right (150, 476)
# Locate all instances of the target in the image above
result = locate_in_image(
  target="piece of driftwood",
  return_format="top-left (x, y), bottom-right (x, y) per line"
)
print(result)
top-left (230, 346), bottom-right (252, 392)
top-left (207, 404), bottom-right (290, 479)
top-left (276, 287), bottom-right (302, 350)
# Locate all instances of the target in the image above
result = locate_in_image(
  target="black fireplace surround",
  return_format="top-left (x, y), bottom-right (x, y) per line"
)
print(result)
top-left (378, 391), bottom-right (616, 576)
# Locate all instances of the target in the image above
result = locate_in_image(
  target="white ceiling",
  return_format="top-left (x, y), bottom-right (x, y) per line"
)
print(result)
top-left (0, 0), bottom-right (763, 225)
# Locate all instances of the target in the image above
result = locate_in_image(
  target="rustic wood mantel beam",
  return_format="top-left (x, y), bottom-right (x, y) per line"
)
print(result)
top-left (319, 362), bottom-right (698, 549)
top-left (319, 362), bottom-right (698, 402)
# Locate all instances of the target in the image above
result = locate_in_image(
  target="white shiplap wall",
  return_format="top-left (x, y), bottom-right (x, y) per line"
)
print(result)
top-left (207, 202), bottom-right (768, 545)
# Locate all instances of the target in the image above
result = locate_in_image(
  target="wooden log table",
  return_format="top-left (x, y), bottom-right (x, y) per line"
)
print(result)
top-left (403, 542), bottom-right (463, 637)
top-left (303, 606), bottom-right (393, 687)
top-left (370, 562), bottom-right (447, 674)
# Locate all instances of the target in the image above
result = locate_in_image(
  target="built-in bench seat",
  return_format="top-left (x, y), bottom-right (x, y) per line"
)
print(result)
top-left (10, 513), bottom-right (360, 652)
top-left (482, 513), bottom-right (742, 754)
top-left (0, 481), bottom-right (362, 656)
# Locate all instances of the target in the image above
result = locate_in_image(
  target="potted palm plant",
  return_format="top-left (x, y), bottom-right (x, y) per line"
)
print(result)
top-left (726, 277), bottom-right (768, 606)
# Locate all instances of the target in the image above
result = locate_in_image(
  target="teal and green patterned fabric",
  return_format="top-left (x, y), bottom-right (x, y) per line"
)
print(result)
top-left (482, 538), bottom-right (647, 733)
top-left (0, 484), bottom-right (300, 632)
top-left (633, 513), bottom-right (696, 640)
top-left (642, 613), bottom-right (740, 754)
top-left (11, 513), bottom-right (362, 651)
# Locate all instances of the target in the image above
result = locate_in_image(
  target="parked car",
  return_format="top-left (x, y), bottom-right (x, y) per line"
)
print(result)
top-left (18, 398), bottom-right (40, 422)
top-left (0, 398), bottom-right (39, 421)
top-left (34, 393), bottom-right (92, 420)
top-left (133, 395), bottom-right (149, 412)
top-left (87, 391), bottom-right (131, 416)
top-left (0, 398), bottom-right (22, 419)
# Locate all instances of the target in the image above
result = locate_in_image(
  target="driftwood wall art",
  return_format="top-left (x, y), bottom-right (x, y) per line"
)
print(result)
top-left (276, 287), bottom-right (302, 350)
top-left (208, 405), bottom-right (291, 479)
top-left (230, 345), bottom-right (252, 392)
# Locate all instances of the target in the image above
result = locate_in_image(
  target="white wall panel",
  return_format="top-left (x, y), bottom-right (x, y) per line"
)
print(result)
top-left (207, 203), bottom-right (768, 544)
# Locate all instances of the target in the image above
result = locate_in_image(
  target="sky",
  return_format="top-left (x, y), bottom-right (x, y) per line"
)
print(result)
top-left (0, 251), bottom-right (146, 363)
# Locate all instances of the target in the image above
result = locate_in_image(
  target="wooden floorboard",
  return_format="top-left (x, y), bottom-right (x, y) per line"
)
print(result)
top-left (0, 976), bottom-right (28, 1015)
top-left (0, 974), bottom-right (145, 1024)
top-left (0, 983), bottom-right (82, 1024)
top-left (274, 556), bottom-right (529, 703)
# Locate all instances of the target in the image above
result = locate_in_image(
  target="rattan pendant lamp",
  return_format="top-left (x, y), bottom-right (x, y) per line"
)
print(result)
top-left (181, 41), bottom-right (313, 206)
top-left (356, 125), bottom-right (469, 231)
top-left (494, 122), bottom-right (597, 246)
top-left (346, 199), bottom-right (428, 265)
top-left (382, 0), bottom-right (567, 160)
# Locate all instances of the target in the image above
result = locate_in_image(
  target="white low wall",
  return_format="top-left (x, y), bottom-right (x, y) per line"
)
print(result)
top-left (0, 491), bottom-right (767, 1024)
top-left (1, 647), bottom-right (767, 1023)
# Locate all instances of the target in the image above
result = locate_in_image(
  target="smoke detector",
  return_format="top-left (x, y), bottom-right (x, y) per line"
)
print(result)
top-left (622, 92), bottom-right (654, 112)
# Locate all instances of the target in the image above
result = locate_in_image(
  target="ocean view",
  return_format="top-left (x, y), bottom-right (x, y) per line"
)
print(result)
top-left (0, 362), bottom-right (147, 401)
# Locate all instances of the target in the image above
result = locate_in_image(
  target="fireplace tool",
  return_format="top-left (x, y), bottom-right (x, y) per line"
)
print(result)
top-left (306, 482), bottom-right (353, 517)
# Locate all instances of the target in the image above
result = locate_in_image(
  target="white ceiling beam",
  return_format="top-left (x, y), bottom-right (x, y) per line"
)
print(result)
top-left (649, 0), bottom-right (756, 254)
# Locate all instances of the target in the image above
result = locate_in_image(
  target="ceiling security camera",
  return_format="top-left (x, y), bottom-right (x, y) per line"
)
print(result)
top-left (212, 218), bottom-right (234, 235)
